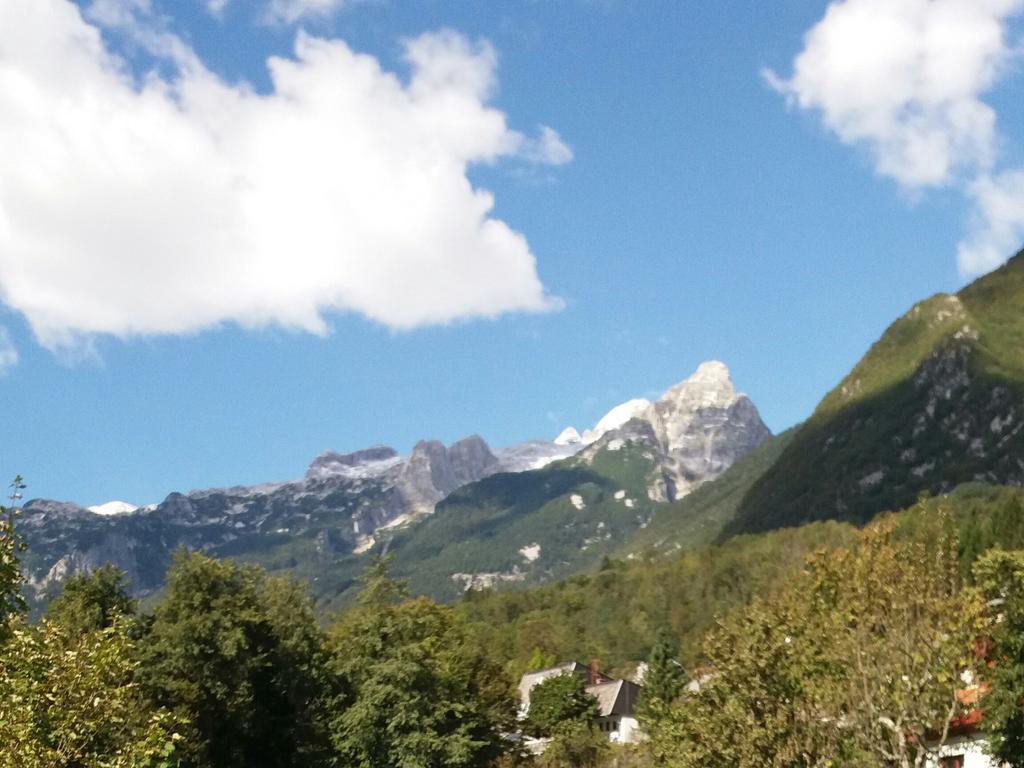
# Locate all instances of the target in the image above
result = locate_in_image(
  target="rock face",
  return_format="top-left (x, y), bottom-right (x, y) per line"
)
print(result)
top-left (398, 436), bottom-right (500, 516)
top-left (643, 361), bottom-right (772, 499)
top-left (305, 446), bottom-right (400, 480)
top-left (569, 361), bottom-right (772, 502)
top-left (21, 434), bottom-right (504, 604)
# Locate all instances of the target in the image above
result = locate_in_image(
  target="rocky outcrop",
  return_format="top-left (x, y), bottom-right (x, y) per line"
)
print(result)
top-left (574, 361), bottom-right (772, 502)
top-left (397, 437), bottom-right (500, 516)
top-left (644, 361), bottom-right (772, 498)
top-left (305, 446), bottom-right (400, 480)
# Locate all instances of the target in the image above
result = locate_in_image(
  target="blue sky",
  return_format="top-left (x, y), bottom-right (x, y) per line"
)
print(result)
top-left (2, 0), bottom-right (1023, 506)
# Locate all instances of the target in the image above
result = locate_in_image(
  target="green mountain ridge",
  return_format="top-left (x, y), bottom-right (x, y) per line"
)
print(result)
top-left (726, 250), bottom-right (1024, 536)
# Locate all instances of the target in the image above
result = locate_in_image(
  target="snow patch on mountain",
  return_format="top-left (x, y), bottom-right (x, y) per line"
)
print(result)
top-left (582, 399), bottom-right (652, 444)
top-left (87, 501), bottom-right (138, 516)
top-left (554, 427), bottom-right (582, 446)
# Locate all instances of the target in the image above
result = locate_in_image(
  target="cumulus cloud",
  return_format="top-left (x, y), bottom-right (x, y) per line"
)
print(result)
top-left (766, 0), bottom-right (1023, 190)
top-left (767, 0), bottom-right (1024, 275)
top-left (958, 172), bottom-right (1024, 273)
top-left (0, 0), bottom-right (566, 352)
top-left (0, 328), bottom-right (17, 375)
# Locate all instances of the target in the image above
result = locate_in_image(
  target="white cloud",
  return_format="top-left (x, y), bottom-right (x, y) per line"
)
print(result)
top-left (264, 0), bottom-right (346, 25)
top-left (205, 0), bottom-right (230, 16)
top-left (519, 125), bottom-right (574, 166)
top-left (769, 0), bottom-right (1024, 276)
top-left (0, 1), bottom-right (566, 352)
top-left (958, 172), bottom-right (1024, 273)
top-left (766, 0), bottom-right (1024, 190)
top-left (0, 328), bottom-right (17, 374)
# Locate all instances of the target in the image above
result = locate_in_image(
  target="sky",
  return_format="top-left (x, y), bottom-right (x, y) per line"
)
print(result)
top-left (1, 0), bottom-right (1023, 506)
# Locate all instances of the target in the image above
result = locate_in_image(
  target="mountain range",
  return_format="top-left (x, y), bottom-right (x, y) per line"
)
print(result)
top-left (19, 250), bottom-right (1024, 614)
top-left (20, 360), bottom-right (771, 609)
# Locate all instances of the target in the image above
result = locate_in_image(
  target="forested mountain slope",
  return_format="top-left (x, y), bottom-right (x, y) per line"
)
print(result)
top-left (727, 251), bottom-right (1024, 536)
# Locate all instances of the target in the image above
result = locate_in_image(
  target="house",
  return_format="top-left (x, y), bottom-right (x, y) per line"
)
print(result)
top-left (517, 660), bottom-right (643, 747)
top-left (926, 685), bottom-right (1004, 768)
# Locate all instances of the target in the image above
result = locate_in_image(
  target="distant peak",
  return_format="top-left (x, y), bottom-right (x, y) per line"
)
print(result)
top-left (582, 399), bottom-right (652, 444)
top-left (449, 434), bottom-right (490, 451)
top-left (656, 361), bottom-right (738, 409)
top-left (554, 426), bottom-right (582, 446)
top-left (87, 500), bottom-right (138, 516)
top-left (689, 360), bottom-right (732, 383)
top-left (311, 445), bottom-right (398, 468)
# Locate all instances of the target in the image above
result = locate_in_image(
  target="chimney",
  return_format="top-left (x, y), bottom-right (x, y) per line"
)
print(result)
top-left (590, 659), bottom-right (600, 685)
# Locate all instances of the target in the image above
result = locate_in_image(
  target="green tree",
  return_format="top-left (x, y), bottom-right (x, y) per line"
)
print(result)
top-left (808, 518), bottom-right (984, 767)
top-left (974, 549), bottom-right (1024, 764)
top-left (46, 563), bottom-right (137, 638)
top-left (140, 550), bottom-right (332, 768)
top-left (0, 615), bottom-right (184, 768)
top-left (523, 673), bottom-right (608, 768)
top-left (0, 476), bottom-right (27, 641)
top-left (523, 672), bottom-right (597, 739)
top-left (651, 517), bottom-right (983, 768)
top-left (536, 719), bottom-right (608, 768)
top-left (636, 630), bottom-right (684, 764)
top-left (327, 557), bottom-right (513, 768)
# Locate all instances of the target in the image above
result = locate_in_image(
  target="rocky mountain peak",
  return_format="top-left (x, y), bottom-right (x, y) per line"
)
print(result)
top-left (399, 436), bottom-right (502, 516)
top-left (306, 445), bottom-right (401, 481)
top-left (578, 361), bottom-right (771, 502)
top-left (447, 435), bottom-right (499, 487)
top-left (657, 359), bottom-right (737, 410)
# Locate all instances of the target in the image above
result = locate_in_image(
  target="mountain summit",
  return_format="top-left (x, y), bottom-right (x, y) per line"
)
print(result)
top-left (568, 361), bottom-right (771, 501)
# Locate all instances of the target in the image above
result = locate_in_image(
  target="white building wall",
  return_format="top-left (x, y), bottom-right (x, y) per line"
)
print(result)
top-left (926, 734), bottom-right (1000, 768)
top-left (612, 716), bottom-right (641, 745)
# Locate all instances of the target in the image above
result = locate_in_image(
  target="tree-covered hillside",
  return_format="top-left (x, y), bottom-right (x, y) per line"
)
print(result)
top-left (454, 483), bottom-right (1024, 676)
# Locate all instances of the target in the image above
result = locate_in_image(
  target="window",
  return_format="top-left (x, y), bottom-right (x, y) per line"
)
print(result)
top-left (939, 756), bottom-right (964, 768)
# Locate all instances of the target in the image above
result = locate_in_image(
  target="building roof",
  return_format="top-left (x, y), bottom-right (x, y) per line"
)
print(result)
top-left (518, 661), bottom-right (640, 718)
top-left (586, 679), bottom-right (642, 717)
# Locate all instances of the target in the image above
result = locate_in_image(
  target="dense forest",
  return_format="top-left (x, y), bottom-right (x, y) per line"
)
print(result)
top-left (7, 479), bottom-right (1024, 767)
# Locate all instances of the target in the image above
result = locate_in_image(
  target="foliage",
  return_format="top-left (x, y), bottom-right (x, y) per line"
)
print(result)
top-left (974, 548), bottom-right (1024, 764)
top-left (326, 557), bottom-right (514, 768)
top-left (650, 513), bottom-right (984, 768)
top-left (0, 616), bottom-right (184, 768)
top-left (523, 672), bottom-right (598, 739)
top-left (139, 550), bottom-right (332, 768)
top-left (457, 520), bottom-right (857, 674)
top-left (807, 516), bottom-right (984, 766)
top-left (635, 629), bottom-right (683, 758)
top-left (45, 563), bottom-right (137, 638)
top-left (0, 478), bottom-right (27, 640)
top-left (536, 719), bottom-right (608, 768)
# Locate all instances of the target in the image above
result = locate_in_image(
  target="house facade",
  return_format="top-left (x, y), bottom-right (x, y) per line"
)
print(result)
top-left (517, 660), bottom-right (643, 747)
top-left (928, 733), bottom-right (1000, 768)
